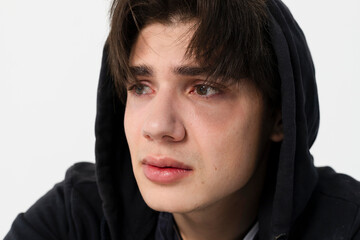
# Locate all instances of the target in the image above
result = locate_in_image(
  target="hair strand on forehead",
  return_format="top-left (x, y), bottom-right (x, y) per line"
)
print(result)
top-left (107, 0), bottom-right (281, 111)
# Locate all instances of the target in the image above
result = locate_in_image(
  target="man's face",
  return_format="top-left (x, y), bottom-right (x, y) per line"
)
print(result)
top-left (124, 22), bottom-right (279, 214)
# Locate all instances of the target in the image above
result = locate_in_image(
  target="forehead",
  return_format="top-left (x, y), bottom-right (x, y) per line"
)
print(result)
top-left (127, 21), bottom-right (251, 89)
top-left (129, 21), bottom-right (197, 67)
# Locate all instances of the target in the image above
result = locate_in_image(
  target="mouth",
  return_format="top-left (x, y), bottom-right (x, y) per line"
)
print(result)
top-left (142, 156), bottom-right (193, 184)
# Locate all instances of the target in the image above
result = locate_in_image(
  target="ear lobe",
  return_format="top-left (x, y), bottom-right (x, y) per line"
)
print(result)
top-left (270, 111), bottom-right (283, 142)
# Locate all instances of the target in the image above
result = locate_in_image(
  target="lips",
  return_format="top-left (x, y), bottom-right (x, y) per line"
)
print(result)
top-left (142, 156), bottom-right (193, 184)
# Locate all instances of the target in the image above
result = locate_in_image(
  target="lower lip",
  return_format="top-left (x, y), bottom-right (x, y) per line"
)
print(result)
top-left (143, 164), bottom-right (192, 184)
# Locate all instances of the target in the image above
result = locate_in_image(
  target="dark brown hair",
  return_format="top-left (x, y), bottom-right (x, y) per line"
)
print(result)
top-left (107, 0), bottom-right (280, 109)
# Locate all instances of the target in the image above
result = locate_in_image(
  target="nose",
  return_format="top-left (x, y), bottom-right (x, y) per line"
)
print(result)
top-left (142, 92), bottom-right (186, 143)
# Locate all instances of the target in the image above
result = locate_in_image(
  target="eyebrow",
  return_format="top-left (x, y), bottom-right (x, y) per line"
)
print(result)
top-left (129, 64), bottom-right (208, 77)
top-left (173, 66), bottom-right (208, 76)
top-left (129, 65), bottom-right (153, 77)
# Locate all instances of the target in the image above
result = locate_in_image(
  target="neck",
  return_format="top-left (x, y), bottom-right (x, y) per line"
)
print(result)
top-left (173, 157), bottom-right (267, 240)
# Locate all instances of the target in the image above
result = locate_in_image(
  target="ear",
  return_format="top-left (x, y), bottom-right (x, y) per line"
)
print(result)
top-left (270, 110), bottom-right (283, 142)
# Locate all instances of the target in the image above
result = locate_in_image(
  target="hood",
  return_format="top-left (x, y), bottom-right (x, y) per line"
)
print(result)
top-left (258, 0), bottom-right (320, 239)
top-left (94, 0), bottom-right (320, 239)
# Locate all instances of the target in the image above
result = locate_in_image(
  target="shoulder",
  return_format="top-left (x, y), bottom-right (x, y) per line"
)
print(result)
top-left (63, 162), bottom-right (103, 217)
top-left (317, 166), bottom-right (360, 205)
top-left (291, 167), bottom-right (360, 239)
top-left (63, 162), bottom-right (100, 204)
top-left (5, 162), bottom-right (103, 240)
top-left (65, 161), bottom-right (97, 184)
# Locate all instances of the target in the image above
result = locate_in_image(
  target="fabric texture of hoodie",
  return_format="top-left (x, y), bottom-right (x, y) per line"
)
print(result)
top-left (5, 0), bottom-right (360, 239)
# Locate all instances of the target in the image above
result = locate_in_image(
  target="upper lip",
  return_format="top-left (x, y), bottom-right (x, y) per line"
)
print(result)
top-left (142, 156), bottom-right (192, 170)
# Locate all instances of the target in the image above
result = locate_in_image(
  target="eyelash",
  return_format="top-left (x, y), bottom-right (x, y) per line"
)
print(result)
top-left (127, 82), bottom-right (224, 98)
top-left (127, 83), bottom-right (153, 96)
top-left (190, 84), bottom-right (222, 98)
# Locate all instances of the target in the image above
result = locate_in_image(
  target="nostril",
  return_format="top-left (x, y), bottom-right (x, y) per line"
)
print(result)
top-left (161, 135), bottom-right (176, 141)
top-left (141, 97), bottom-right (185, 142)
top-left (144, 134), bottom-right (152, 141)
top-left (142, 123), bottom-right (185, 143)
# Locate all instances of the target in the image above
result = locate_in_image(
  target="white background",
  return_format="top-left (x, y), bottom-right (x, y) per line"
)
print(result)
top-left (0, 0), bottom-right (359, 238)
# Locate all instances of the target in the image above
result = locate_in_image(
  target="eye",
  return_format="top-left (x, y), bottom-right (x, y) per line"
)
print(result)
top-left (128, 83), bottom-right (153, 96)
top-left (193, 84), bottom-right (220, 97)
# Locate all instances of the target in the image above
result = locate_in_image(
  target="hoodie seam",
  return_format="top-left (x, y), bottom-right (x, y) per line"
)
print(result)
top-left (317, 190), bottom-right (360, 208)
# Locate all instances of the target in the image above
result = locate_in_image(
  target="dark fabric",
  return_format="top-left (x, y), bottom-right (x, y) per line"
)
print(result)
top-left (155, 212), bottom-right (181, 240)
top-left (5, 0), bottom-right (360, 239)
top-left (258, 0), bottom-right (320, 238)
top-left (5, 162), bottom-right (103, 240)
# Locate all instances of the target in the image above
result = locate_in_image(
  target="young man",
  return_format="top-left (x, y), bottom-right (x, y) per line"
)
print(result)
top-left (5, 0), bottom-right (360, 239)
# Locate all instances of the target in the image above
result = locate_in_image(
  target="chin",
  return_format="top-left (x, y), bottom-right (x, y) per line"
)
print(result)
top-left (146, 199), bottom-right (190, 213)
top-left (138, 183), bottom-right (201, 214)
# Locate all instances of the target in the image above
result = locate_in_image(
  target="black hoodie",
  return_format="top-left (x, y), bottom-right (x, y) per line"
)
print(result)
top-left (5, 0), bottom-right (360, 239)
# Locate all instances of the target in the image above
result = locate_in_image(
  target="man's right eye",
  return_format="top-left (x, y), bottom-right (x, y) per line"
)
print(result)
top-left (128, 84), bottom-right (153, 95)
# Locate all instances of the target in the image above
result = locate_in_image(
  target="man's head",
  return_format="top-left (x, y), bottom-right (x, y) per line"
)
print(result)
top-left (108, 0), bottom-right (283, 214)
top-left (108, 0), bottom-right (281, 111)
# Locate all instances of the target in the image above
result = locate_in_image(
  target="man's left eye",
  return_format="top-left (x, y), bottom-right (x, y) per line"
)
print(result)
top-left (193, 85), bottom-right (220, 97)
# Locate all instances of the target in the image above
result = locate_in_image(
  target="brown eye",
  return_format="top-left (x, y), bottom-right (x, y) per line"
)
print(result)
top-left (194, 85), bottom-right (219, 97)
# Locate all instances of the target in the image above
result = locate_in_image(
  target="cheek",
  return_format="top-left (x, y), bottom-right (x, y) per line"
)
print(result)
top-left (124, 107), bottom-right (133, 143)
top-left (193, 104), bottom-right (264, 183)
top-left (124, 102), bottom-right (143, 152)
top-left (205, 129), bottom-right (258, 182)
